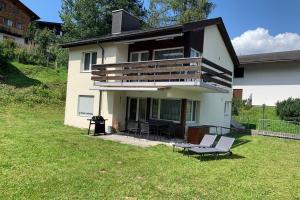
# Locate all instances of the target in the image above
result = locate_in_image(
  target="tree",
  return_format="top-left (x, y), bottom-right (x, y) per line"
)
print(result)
top-left (60, 0), bottom-right (146, 41)
top-left (147, 0), bottom-right (216, 27)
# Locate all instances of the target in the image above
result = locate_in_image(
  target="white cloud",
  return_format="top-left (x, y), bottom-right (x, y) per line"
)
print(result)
top-left (232, 28), bottom-right (300, 55)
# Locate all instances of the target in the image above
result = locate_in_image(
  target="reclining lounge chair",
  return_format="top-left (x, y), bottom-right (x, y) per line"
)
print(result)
top-left (173, 134), bottom-right (217, 152)
top-left (188, 136), bottom-right (235, 159)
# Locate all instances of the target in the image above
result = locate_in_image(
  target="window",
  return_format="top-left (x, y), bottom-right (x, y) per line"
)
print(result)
top-left (224, 101), bottom-right (231, 116)
top-left (151, 99), bottom-right (159, 119)
top-left (190, 48), bottom-right (201, 57)
top-left (154, 47), bottom-right (184, 60)
top-left (160, 99), bottom-right (181, 121)
top-left (128, 98), bottom-right (138, 121)
top-left (16, 23), bottom-right (23, 30)
top-left (4, 18), bottom-right (13, 27)
top-left (130, 51), bottom-right (149, 62)
top-left (186, 100), bottom-right (198, 122)
top-left (0, 1), bottom-right (6, 11)
top-left (234, 68), bottom-right (244, 78)
top-left (83, 52), bottom-right (97, 72)
top-left (78, 95), bottom-right (94, 117)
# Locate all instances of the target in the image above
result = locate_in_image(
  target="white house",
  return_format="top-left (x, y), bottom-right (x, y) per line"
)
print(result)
top-left (61, 10), bottom-right (239, 138)
top-left (233, 50), bottom-right (300, 106)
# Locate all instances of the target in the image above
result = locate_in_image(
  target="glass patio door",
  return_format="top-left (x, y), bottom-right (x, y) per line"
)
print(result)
top-left (128, 98), bottom-right (147, 122)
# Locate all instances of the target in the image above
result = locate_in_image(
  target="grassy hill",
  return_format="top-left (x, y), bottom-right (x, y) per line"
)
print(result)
top-left (0, 62), bottom-right (67, 106)
top-left (0, 62), bottom-right (299, 199)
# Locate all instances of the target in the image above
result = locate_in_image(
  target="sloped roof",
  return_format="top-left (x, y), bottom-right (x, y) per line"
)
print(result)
top-left (239, 50), bottom-right (300, 65)
top-left (60, 17), bottom-right (239, 67)
top-left (11, 0), bottom-right (40, 21)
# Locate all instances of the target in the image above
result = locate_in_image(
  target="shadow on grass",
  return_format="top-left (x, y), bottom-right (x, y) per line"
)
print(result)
top-left (0, 62), bottom-right (41, 88)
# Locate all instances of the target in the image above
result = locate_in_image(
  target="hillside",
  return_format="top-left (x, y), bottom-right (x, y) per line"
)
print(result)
top-left (0, 62), bottom-right (67, 106)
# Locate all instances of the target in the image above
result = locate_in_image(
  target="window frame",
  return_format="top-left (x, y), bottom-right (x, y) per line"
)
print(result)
top-left (152, 47), bottom-right (184, 60)
top-left (190, 48), bottom-right (201, 58)
top-left (150, 98), bottom-right (181, 123)
top-left (77, 95), bottom-right (94, 117)
top-left (81, 51), bottom-right (97, 72)
top-left (4, 18), bottom-right (13, 27)
top-left (129, 50), bottom-right (149, 62)
top-left (186, 100), bottom-right (199, 123)
top-left (0, 1), bottom-right (6, 11)
top-left (224, 101), bottom-right (231, 116)
top-left (16, 22), bottom-right (23, 30)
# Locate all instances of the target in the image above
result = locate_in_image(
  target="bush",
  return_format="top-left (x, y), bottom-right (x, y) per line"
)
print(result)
top-left (276, 98), bottom-right (300, 122)
top-left (0, 39), bottom-right (16, 60)
top-left (232, 99), bottom-right (251, 116)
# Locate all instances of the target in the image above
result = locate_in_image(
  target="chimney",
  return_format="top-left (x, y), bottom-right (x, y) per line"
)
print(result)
top-left (111, 9), bottom-right (141, 34)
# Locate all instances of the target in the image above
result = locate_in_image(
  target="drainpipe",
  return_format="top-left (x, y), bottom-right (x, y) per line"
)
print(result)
top-left (96, 41), bottom-right (105, 116)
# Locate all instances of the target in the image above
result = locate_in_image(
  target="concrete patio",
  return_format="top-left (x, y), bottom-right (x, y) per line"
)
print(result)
top-left (91, 133), bottom-right (184, 148)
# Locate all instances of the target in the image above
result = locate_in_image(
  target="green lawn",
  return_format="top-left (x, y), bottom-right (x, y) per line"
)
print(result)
top-left (0, 104), bottom-right (300, 199)
top-left (0, 62), bottom-right (299, 199)
top-left (234, 106), bottom-right (300, 134)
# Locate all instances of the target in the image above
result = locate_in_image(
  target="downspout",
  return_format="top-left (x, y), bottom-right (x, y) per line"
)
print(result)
top-left (96, 41), bottom-right (105, 116)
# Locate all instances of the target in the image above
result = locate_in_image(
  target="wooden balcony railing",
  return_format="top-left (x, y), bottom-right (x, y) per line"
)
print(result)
top-left (92, 57), bottom-right (232, 88)
top-left (0, 25), bottom-right (24, 37)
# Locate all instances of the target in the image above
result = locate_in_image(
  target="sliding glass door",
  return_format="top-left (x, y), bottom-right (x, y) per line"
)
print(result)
top-left (128, 98), bottom-right (147, 122)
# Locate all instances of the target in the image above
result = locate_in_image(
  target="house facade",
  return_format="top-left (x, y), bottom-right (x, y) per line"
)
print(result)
top-left (0, 0), bottom-right (39, 45)
top-left (233, 50), bottom-right (300, 106)
top-left (62, 10), bottom-right (239, 138)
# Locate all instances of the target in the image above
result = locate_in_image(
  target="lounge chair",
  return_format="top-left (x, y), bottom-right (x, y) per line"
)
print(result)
top-left (188, 136), bottom-right (235, 159)
top-left (173, 134), bottom-right (217, 152)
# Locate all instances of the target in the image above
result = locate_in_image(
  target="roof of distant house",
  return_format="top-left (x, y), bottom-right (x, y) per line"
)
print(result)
top-left (12, 0), bottom-right (40, 21)
top-left (239, 50), bottom-right (300, 65)
top-left (60, 17), bottom-right (239, 67)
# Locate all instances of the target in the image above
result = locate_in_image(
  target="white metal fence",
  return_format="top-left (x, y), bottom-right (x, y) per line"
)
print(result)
top-left (258, 119), bottom-right (300, 140)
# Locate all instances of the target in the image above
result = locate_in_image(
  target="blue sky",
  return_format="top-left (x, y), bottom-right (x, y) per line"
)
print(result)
top-left (21, 0), bottom-right (300, 54)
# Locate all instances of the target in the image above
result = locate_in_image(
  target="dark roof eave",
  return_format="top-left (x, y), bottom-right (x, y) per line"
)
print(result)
top-left (12, 0), bottom-right (40, 20)
top-left (60, 17), bottom-right (240, 67)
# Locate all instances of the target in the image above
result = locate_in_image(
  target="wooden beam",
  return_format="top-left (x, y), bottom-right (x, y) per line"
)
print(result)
top-left (201, 66), bottom-right (232, 82)
top-left (92, 66), bottom-right (202, 75)
top-left (92, 74), bottom-right (201, 81)
top-left (93, 57), bottom-right (202, 69)
top-left (202, 74), bottom-right (232, 88)
top-left (202, 58), bottom-right (232, 76)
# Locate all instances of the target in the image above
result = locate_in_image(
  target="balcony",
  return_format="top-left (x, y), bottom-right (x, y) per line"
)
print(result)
top-left (91, 57), bottom-right (232, 92)
top-left (0, 24), bottom-right (24, 37)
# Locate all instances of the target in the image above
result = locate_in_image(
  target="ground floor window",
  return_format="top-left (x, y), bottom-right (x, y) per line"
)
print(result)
top-left (78, 95), bottom-right (94, 117)
top-left (224, 101), bottom-right (231, 116)
top-left (160, 99), bottom-right (181, 121)
top-left (186, 100), bottom-right (198, 122)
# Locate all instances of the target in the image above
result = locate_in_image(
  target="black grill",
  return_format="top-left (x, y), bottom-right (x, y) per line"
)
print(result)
top-left (88, 116), bottom-right (106, 136)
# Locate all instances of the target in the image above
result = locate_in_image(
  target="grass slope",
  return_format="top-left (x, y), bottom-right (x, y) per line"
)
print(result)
top-left (0, 62), bottom-right (299, 199)
top-left (0, 62), bottom-right (67, 106)
top-left (0, 104), bottom-right (299, 199)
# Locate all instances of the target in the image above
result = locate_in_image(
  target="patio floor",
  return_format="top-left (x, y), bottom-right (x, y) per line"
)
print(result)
top-left (92, 133), bottom-right (184, 148)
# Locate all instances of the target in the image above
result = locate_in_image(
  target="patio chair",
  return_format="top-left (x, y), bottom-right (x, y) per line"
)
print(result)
top-left (127, 121), bottom-right (139, 136)
top-left (172, 134), bottom-right (217, 152)
top-left (188, 136), bottom-right (235, 159)
top-left (140, 122), bottom-right (155, 138)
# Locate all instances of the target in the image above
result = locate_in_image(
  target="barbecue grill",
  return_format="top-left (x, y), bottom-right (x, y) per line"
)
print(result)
top-left (88, 116), bottom-right (106, 136)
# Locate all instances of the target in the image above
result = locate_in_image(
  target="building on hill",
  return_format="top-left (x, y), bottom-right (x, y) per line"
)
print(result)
top-left (61, 9), bottom-right (239, 137)
top-left (0, 0), bottom-right (39, 45)
top-left (0, 0), bottom-right (62, 45)
top-left (35, 21), bottom-right (63, 36)
top-left (233, 50), bottom-right (300, 106)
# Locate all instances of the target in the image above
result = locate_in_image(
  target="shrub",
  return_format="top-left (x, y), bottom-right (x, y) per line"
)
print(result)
top-left (0, 39), bottom-right (16, 60)
top-left (232, 99), bottom-right (251, 115)
top-left (276, 98), bottom-right (300, 122)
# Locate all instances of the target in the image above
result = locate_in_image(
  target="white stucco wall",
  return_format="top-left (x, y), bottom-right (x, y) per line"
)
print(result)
top-left (202, 25), bottom-right (234, 129)
top-left (64, 43), bottom-right (128, 130)
top-left (0, 33), bottom-right (25, 45)
top-left (65, 24), bottom-right (235, 131)
top-left (233, 61), bottom-right (300, 106)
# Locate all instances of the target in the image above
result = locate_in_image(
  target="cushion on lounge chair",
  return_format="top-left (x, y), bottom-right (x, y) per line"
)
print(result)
top-left (189, 136), bottom-right (235, 154)
top-left (173, 134), bottom-right (217, 149)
